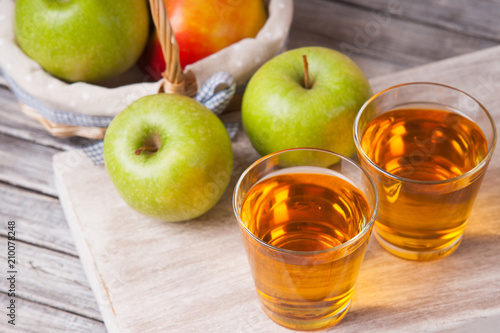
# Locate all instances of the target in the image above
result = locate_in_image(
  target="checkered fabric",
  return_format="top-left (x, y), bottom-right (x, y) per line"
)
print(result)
top-left (2, 68), bottom-right (238, 165)
top-left (195, 71), bottom-right (236, 115)
top-left (1, 67), bottom-right (114, 127)
top-left (81, 141), bottom-right (105, 165)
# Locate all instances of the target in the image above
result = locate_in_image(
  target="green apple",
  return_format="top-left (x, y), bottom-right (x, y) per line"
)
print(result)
top-left (103, 94), bottom-right (233, 222)
top-left (15, 0), bottom-right (149, 83)
top-left (242, 46), bottom-right (372, 158)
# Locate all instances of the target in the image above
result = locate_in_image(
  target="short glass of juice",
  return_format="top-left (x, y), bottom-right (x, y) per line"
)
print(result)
top-left (354, 82), bottom-right (497, 261)
top-left (233, 148), bottom-right (378, 331)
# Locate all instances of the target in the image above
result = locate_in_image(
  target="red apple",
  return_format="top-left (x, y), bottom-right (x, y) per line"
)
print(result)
top-left (138, 0), bottom-right (267, 80)
top-left (138, 30), bottom-right (165, 81)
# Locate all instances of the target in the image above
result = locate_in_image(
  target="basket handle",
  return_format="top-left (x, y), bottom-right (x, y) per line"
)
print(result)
top-left (148, 0), bottom-right (197, 96)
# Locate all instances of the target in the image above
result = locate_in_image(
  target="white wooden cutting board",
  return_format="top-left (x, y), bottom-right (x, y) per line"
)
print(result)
top-left (54, 46), bottom-right (500, 332)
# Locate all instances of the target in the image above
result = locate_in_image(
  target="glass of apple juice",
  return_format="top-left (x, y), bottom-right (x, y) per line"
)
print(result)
top-left (232, 148), bottom-right (378, 331)
top-left (354, 82), bottom-right (497, 261)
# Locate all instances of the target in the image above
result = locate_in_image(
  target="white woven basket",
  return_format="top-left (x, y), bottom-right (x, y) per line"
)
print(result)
top-left (0, 0), bottom-right (293, 139)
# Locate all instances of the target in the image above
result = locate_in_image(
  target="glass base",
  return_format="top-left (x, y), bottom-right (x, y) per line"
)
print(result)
top-left (260, 299), bottom-right (351, 331)
top-left (374, 228), bottom-right (463, 261)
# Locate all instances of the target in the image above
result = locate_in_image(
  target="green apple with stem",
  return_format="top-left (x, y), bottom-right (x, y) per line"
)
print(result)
top-left (242, 47), bottom-right (372, 159)
top-left (15, 0), bottom-right (149, 83)
top-left (103, 94), bottom-right (233, 222)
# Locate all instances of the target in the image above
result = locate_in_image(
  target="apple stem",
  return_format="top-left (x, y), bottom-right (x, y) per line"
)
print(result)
top-left (302, 55), bottom-right (310, 89)
top-left (135, 146), bottom-right (158, 155)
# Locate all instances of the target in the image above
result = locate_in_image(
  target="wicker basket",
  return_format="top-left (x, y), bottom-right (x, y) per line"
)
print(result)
top-left (0, 0), bottom-right (293, 139)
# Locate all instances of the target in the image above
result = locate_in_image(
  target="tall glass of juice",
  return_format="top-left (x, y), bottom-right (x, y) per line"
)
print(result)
top-left (233, 148), bottom-right (378, 331)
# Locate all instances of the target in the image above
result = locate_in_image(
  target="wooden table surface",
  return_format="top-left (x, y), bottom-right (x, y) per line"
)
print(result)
top-left (1, 1), bottom-right (500, 332)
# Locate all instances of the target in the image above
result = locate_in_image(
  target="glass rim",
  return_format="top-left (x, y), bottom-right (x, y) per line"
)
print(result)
top-left (232, 147), bottom-right (379, 256)
top-left (353, 81), bottom-right (498, 185)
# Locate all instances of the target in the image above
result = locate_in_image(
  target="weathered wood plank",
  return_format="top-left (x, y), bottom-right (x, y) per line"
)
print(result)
top-left (53, 45), bottom-right (500, 332)
top-left (290, 0), bottom-right (498, 77)
top-left (0, 132), bottom-right (59, 196)
top-left (337, 0), bottom-right (500, 41)
top-left (0, 236), bottom-right (103, 321)
top-left (369, 45), bottom-right (500, 111)
top-left (0, 182), bottom-right (77, 255)
top-left (0, 293), bottom-right (106, 333)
